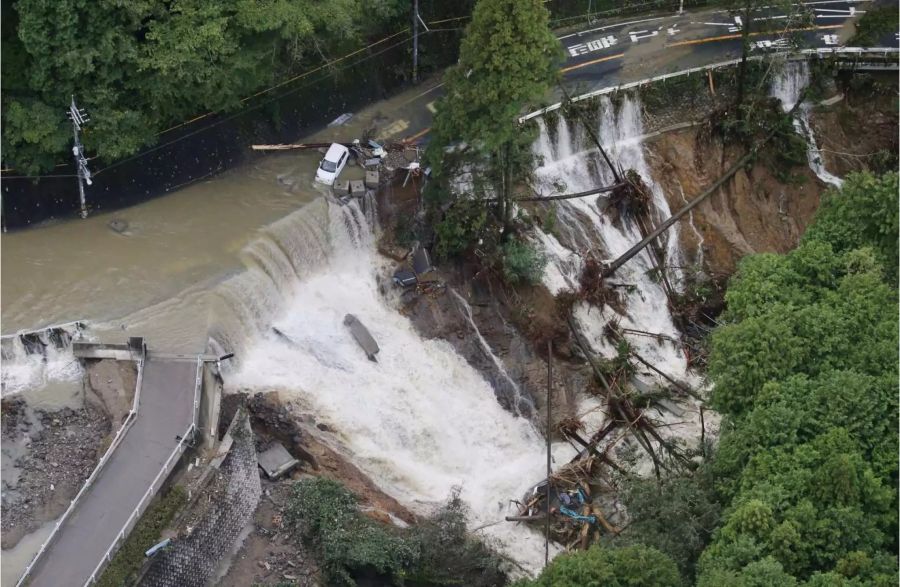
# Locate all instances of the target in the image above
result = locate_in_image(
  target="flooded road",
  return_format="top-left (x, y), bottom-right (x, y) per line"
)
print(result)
top-left (1, 81), bottom-right (436, 352)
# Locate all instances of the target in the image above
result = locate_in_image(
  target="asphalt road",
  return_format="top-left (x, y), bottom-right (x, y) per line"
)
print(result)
top-left (394, 0), bottom-right (894, 143)
top-left (558, 0), bottom-right (879, 90)
top-left (25, 359), bottom-right (197, 587)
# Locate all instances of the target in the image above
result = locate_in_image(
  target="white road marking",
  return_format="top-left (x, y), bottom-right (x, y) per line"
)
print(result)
top-left (629, 30), bottom-right (659, 43)
top-left (751, 38), bottom-right (792, 50)
top-left (557, 17), bottom-right (664, 41)
top-left (568, 35), bottom-right (618, 56)
top-left (381, 120), bottom-right (409, 138)
top-left (822, 34), bottom-right (839, 45)
top-left (815, 7), bottom-right (862, 17)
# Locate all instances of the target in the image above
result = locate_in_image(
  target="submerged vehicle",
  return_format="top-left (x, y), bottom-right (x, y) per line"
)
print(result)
top-left (343, 314), bottom-right (379, 361)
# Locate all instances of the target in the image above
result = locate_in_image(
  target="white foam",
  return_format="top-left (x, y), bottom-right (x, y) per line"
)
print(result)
top-left (531, 96), bottom-right (690, 386)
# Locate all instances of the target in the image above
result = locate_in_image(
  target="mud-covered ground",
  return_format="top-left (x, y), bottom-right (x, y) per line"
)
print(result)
top-left (1, 359), bottom-right (135, 550)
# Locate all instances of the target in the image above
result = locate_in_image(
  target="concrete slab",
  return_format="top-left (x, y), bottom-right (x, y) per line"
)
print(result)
top-left (332, 180), bottom-right (349, 196)
top-left (349, 180), bottom-right (365, 197)
top-left (257, 443), bottom-right (299, 479)
top-left (365, 170), bottom-right (379, 189)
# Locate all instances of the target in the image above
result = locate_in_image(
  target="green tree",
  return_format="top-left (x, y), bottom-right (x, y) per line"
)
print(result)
top-left (618, 471), bottom-right (722, 581)
top-left (427, 0), bottom-right (561, 235)
top-left (802, 172), bottom-right (899, 284)
top-left (500, 237), bottom-right (547, 285)
top-left (2, 0), bottom-right (408, 173)
top-left (709, 241), bottom-right (897, 418)
top-left (515, 545), bottom-right (683, 587)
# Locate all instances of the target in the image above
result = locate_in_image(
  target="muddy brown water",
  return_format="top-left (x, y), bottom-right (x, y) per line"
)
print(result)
top-left (0, 82), bottom-right (432, 351)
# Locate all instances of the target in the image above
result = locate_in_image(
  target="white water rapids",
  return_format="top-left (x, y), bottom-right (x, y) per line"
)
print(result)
top-left (532, 96), bottom-right (692, 386)
top-left (215, 196), bottom-right (559, 573)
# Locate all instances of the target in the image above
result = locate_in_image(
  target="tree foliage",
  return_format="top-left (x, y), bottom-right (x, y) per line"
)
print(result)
top-left (695, 172), bottom-right (899, 585)
top-left (802, 172), bottom-right (899, 283)
top-left (2, 0), bottom-right (408, 173)
top-left (285, 477), bottom-right (506, 587)
top-left (426, 0), bottom-right (561, 259)
top-left (500, 238), bottom-right (547, 285)
top-left (514, 545), bottom-right (683, 587)
top-left (429, 0), bottom-right (560, 158)
top-left (610, 172), bottom-right (898, 587)
top-left (618, 471), bottom-right (722, 579)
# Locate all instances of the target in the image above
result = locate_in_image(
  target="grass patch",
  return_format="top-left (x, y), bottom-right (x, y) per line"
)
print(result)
top-left (96, 486), bottom-right (187, 587)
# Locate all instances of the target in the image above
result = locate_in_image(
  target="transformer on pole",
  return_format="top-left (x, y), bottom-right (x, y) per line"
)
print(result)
top-left (67, 96), bottom-right (92, 219)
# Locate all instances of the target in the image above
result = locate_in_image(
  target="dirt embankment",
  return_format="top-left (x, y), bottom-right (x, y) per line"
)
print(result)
top-left (643, 77), bottom-right (898, 277)
top-left (1, 359), bottom-right (135, 549)
top-left (219, 392), bottom-right (414, 525)
top-left (214, 391), bottom-right (416, 586)
top-left (645, 129), bottom-right (825, 276)
top-left (809, 86), bottom-right (898, 177)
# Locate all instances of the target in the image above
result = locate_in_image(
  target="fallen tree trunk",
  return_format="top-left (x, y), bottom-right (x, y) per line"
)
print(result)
top-left (602, 150), bottom-right (755, 278)
top-left (516, 182), bottom-right (625, 202)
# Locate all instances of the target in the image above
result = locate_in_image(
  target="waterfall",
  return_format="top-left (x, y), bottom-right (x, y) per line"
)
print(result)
top-left (213, 196), bottom-right (558, 573)
top-left (770, 61), bottom-right (844, 188)
top-left (531, 95), bottom-right (690, 385)
top-left (1, 323), bottom-right (86, 397)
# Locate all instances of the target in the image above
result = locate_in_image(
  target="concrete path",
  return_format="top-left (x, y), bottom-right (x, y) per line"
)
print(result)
top-left (25, 359), bottom-right (197, 587)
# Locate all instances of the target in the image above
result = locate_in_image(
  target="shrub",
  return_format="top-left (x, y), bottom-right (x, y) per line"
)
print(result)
top-left (285, 478), bottom-right (507, 586)
top-left (501, 238), bottom-right (547, 285)
top-left (284, 478), bottom-right (414, 586)
top-left (434, 200), bottom-right (491, 260)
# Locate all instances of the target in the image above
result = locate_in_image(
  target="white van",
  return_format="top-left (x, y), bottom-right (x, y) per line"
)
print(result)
top-left (315, 143), bottom-right (350, 185)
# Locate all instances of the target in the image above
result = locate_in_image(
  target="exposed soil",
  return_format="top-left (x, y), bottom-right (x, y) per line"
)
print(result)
top-left (809, 84), bottom-right (899, 177)
top-left (0, 359), bottom-right (135, 549)
top-left (645, 128), bottom-right (825, 276)
top-left (221, 391), bottom-right (415, 525)
top-left (375, 178), bottom-right (597, 439)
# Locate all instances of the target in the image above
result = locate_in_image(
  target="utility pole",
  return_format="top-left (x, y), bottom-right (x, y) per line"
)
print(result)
top-left (545, 340), bottom-right (552, 568)
top-left (67, 96), bottom-right (92, 219)
top-left (412, 0), bottom-right (419, 83)
top-left (678, 0), bottom-right (684, 15)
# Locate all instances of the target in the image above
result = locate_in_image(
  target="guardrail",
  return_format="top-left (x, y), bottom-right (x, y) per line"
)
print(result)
top-left (520, 46), bottom-right (900, 122)
top-left (82, 355), bottom-right (203, 586)
top-left (15, 341), bottom-right (146, 587)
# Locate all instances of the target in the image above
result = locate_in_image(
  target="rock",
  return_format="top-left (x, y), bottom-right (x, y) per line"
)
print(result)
top-left (316, 423), bottom-right (331, 432)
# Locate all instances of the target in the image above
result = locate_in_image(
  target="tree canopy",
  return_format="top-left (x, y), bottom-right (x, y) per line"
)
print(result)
top-left (514, 544), bottom-right (683, 587)
top-left (429, 0), bottom-right (560, 158)
top-left (699, 171), bottom-right (899, 585)
top-left (2, 0), bottom-right (409, 173)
